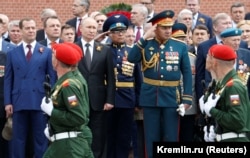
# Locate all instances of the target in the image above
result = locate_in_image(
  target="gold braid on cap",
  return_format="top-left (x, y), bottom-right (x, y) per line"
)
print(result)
top-left (141, 49), bottom-right (159, 71)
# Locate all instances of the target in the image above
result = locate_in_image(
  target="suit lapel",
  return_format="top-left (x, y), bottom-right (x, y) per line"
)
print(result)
top-left (76, 41), bottom-right (89, 71)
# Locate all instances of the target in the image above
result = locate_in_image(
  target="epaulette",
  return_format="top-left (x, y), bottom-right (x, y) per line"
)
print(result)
top-left (170, 37), bottom-right (186, 44)
top-left (62, 79), bottom-right (70, 87)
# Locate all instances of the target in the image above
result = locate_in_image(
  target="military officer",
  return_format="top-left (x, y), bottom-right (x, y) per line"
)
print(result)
top-left (128, 10), bottom-right (192, 158)
top-left (40, 43), bottom-right (94, 158)
top-left (200, 44), bottom-right (250, 142)
top-left (103, 14), bottom-right (142, 158)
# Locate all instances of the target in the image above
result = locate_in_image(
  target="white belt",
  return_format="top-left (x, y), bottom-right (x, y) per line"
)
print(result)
top-left (51, 131), bottom-right (81, 142)
top-left (216, 132), bottom-right (246, 142)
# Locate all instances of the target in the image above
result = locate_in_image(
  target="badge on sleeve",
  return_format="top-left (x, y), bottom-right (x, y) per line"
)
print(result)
top-left (68, 95), bottom-right (78, 107)
top-left (230, 94), bottom-right (240, 106)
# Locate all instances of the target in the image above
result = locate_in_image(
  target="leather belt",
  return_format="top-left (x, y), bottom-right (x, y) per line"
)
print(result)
top-left (50, 131), bottom-right (81, 142)
top-left (144, 77), bottom-right (180, 87)
top-left (216, 132), bottom-right (246, 142)
top-left (116, 82), bottom-right (134, 87)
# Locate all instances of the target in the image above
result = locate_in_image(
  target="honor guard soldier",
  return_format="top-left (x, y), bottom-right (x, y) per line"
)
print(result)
top-left (40, 43), bottom-right (94, 158)
top-left (103, 14), bottom-right (143, 158)
top-left (200, 45), bottom-right (250, 142)
top-left (128, 10), bottom-right (192, 158)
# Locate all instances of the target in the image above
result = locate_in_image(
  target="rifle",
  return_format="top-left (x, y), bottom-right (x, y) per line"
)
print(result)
top-left (204, 79), bottom-right (216, 137)
top-left (43, 74), bottom-right (53, 137)
top-left (43, 74), bottom-right (51, 104)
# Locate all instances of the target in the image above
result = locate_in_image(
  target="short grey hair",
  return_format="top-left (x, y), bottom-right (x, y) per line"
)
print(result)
top-left (8, 20), bottom-right (20, 30)
top-left (79, 0), bottom-right (91, 12)
top-left (177, 9), bottom-right (192, 22)
top-left (132, 3), bottom-right (148, 19)
top-left (40, 8), bottom-right (57, 22)
top-left (212, 13), bottom-right (231, 25)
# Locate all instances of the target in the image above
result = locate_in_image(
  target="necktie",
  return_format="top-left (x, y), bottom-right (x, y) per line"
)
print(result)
top-left (192, 16), bottom-right (196, 29)
top-left (135, 26), bottom-right (141, 42)
top-left (77, 18), bottom-right (82, 37)
top-left (85, 43), bottom-right (91, 70)
top-left (26, 44), bottom-right (32, 61)
top-left (50, 41), bottom-right (56, 48)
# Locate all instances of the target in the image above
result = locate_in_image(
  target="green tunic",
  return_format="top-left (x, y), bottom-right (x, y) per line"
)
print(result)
top-left (210, 69), bottom-right (250, 142)
top-left (43, 70), bottom-right (93, 158)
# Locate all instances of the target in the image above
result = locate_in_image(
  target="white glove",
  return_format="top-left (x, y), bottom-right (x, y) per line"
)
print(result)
top-left (204, 94), bottom-right (220, 117)
top-left (44, 125), bottom-right (51, 141)
top-left (199, 95), bottom-right (205, 114)
top-left (176, 104), bottom-right (185, 117)
top-left (203, 126), bottom-right (209, 142)
top-left (208, 125), bottom-right (216, 142)
top-left (41, 97), bottom-right (53, 116)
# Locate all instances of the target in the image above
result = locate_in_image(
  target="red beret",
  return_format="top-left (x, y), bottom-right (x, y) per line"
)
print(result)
top-left (52, 43), bottom-right (80, 65)
top-left (208, 45), bottom-right (237, 60)
top-left (64, 42), bottom-right (83, 59)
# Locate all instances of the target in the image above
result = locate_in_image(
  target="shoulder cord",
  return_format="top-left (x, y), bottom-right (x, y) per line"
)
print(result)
top-left (141, 49), bottom-right (159, 71)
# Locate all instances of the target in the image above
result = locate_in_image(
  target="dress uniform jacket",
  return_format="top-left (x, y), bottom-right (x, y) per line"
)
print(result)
top-left (210, 69), bottom-right (250, 142)
top-left (111, 44), bottom-right (142, 108)
top-left (128, 38), bottom-right (193, 107)
top-left (43, 71), bottom-right (93, 158)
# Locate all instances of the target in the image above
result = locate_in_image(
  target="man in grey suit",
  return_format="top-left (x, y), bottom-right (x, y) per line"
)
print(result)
top-left (75, 17), bottom-right (115, 158)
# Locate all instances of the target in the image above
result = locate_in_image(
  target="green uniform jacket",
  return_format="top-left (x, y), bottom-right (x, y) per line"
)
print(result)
top-left (211, 69), bottom-right (250, 142)
top-left (43, 70), bottom-right (93, 158)
top-left (50, 71), bottom-right (90, 133)
top-left (127, 38), bottom-right (192, 107)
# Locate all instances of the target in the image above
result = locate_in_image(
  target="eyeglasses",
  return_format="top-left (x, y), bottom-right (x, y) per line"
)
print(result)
top-left (111, 30), bottom-right (127, 34)
top-left (141, 2), bottom-right (152, 5)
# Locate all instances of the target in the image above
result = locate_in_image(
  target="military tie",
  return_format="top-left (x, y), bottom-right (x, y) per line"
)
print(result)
top-left (135, 26), bottom-right (141, 42)
top-left (77, 18), bottom-right (82, 37)
top-left (85, 43), bottom-right (91, 70)
top-left (26, 44), bottom-right (32, 61)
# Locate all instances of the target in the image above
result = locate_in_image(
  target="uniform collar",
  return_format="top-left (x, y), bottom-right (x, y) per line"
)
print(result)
top-left (112, 43), bottom-right (125, 48)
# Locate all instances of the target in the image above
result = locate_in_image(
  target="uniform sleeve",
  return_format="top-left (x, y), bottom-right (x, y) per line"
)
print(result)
top-left (51, 84), bottom-right (88, 127)
top-left (127, 38), bottom-right (147, 63)
top-left (181, 45), bottom-right (193, 105)
top-left (210, 84), bottom-right (250, 132)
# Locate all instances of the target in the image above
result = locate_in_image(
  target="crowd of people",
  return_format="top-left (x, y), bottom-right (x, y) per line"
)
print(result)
top-left (0, 0), bottom-right (250, 158)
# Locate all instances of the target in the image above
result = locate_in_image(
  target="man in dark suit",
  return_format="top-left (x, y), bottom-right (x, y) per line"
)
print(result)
top-left (66, 0), bottom-right (90, 42)
top-left (195, 13), bottom-right (248, 104)
top-left (75, 17), bottom-right (115, 158)
top-left (140, 0), bottom-right (156, 21)
top-left (36, 8), bottom-right (57, 42)
top-left (130, 3), bottom-right (148, 42)
top-left (185, 0), bottom-right (213, 38)
top-left (4, 18), bottom-right (56, 158)
top-left (39, 16), bottom-right (63, 48)
top-left (188, 24), bottom-right (210, 55)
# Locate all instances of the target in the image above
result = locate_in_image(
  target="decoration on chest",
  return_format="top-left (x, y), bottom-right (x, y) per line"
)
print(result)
top-left (0, 65), bottom-right (5, 77)
top-left (121, 61), bottom-right (135, 76)
top-left (237, 60), bottom-right (250, 85)
top-left (122, 50), bottom-right (129, 61)
top-left (165, 51), bottom-right (179, 64)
